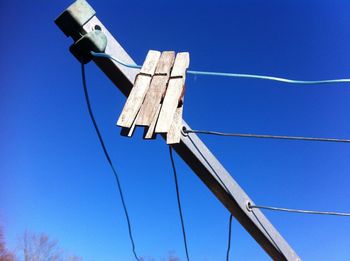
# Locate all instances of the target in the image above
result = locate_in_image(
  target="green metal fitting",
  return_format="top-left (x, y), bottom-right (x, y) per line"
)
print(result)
top-left (69, 29), bottom-right (107, 64)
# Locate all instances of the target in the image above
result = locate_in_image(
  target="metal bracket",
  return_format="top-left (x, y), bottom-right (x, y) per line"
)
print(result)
top-left (55, 0), bottom-right (106, 64)
top-left (69, 29), bottom-right (107, 64)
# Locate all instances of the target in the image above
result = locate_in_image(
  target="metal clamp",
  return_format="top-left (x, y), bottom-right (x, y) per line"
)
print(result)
top-left (69, 29), bottom-right (107, 64)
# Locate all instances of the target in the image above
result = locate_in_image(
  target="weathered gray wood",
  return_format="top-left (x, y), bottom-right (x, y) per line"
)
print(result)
top-left (117, 50), bottom-right (161, 128)
top-left (143, 104), bottom-right (161, 139)
top-left (155, 78), bottom-right (183, 132)
top-left (154, 51), bottom-right (176, 74)
top-left (167, 80), bottom-right (186, 144)
top-left (170, 52), bottom-right (190, 77)
top-left (136, 51), bottom-right (175, 126)
top-left (166, 105), bottom-right (183, 144)
top-left (155, 52), bottom-right (189, 133)
top-left (120, 116), bottom-right (137, 137)
top-left (56, 3), bottom-right (300, 260)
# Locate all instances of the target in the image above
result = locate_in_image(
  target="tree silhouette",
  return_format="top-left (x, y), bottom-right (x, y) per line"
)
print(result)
top-left (0, 226), bottom-right (14, 261)
top-left (18, 231), bottom-right (82, 261)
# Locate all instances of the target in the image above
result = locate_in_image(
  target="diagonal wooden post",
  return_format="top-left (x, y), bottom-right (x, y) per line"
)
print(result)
top-left (55, 1), bottom-right (301, 260)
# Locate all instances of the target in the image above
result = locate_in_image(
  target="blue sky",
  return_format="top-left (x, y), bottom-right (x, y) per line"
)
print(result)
top-left (1, 0), bottom-right (350, 260)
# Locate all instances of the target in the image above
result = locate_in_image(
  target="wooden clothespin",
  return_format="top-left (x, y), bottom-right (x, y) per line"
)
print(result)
top-left (155, 52), bottom-right (189, 144)
top-left (117, 50), bottom-right (161, 135)
top-left (116, 50), bottom-right (189, 144)
top-left (138, 51), bottom-right (176, 139)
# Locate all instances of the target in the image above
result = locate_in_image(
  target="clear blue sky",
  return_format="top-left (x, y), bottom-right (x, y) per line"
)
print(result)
top-left (1, 0), bottom-right (350, 260)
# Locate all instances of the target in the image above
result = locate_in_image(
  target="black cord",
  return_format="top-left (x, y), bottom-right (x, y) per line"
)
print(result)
top-left (169, 146), bottom-right (190, 261)
top-left (81, 63), bottom-right (140, 261)
top-left (186, 134), bottom-right (281, 259)
top-left (226, 214), bottom-right (233, 261)
top-left (186, 135), bottom-right (237, 261)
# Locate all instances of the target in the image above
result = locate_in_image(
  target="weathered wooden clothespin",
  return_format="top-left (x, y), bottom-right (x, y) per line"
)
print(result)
top-left (138, 51), bottom-right (176, 139)
top-left (116, 50), bottom-right (190, 144)
top-left (117, 50), bottom-right (161, 131)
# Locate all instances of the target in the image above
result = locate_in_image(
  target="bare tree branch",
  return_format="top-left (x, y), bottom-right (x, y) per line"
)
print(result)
top-left (0, 226), bottom-right (15, 261)
top-left (19, 231), bottom-right (82, 261)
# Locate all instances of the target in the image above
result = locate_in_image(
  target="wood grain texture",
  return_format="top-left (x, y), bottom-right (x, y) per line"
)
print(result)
top-left (116, 50), bottom-right (161, 128)
top-left (155, 52), bottom-right (189, 133)
top-left (167, 84), bottom-right (186, 144)
top-left (153, 51), bottom-right (176, 74)
top-left (135, 51), bottom-right (175, 126)
top-left (166, 105), bottom-right (183, 144)
top-left (143, 104), bottom-right (161, 139)
top-left (169, 52), bottom-right (190, 77)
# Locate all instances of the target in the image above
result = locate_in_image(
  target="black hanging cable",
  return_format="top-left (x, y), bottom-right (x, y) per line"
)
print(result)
top-left (170, 140), bottom-right (235, 261)
top-left (184, 129), bottom-right (350, 144)
top-left (81, 63), bottom-right (140, 261)
top-left (186, 134), bottom-right (282, 255)
top-left (226, 214), bottom-right (233, 261)
top-left (169, 146), bottom-right (190, 261)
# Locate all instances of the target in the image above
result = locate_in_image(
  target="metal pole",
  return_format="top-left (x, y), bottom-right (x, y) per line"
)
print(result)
top-left (55, 1), bottom-right (300, 260)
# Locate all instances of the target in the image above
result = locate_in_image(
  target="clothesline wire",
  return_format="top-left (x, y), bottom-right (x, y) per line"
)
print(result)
top-left (184, 128), bottom-right (350, 144)
top-left (91, 51), bottom-right (350, 85)
top-left (248, 203), bottom-right (350, 217)
top-left (88, 51), bottom-right (350, 261)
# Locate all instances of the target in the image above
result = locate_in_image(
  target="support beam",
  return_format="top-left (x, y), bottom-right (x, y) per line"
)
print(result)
top-left (55, 1), bottom-right (300, 260)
